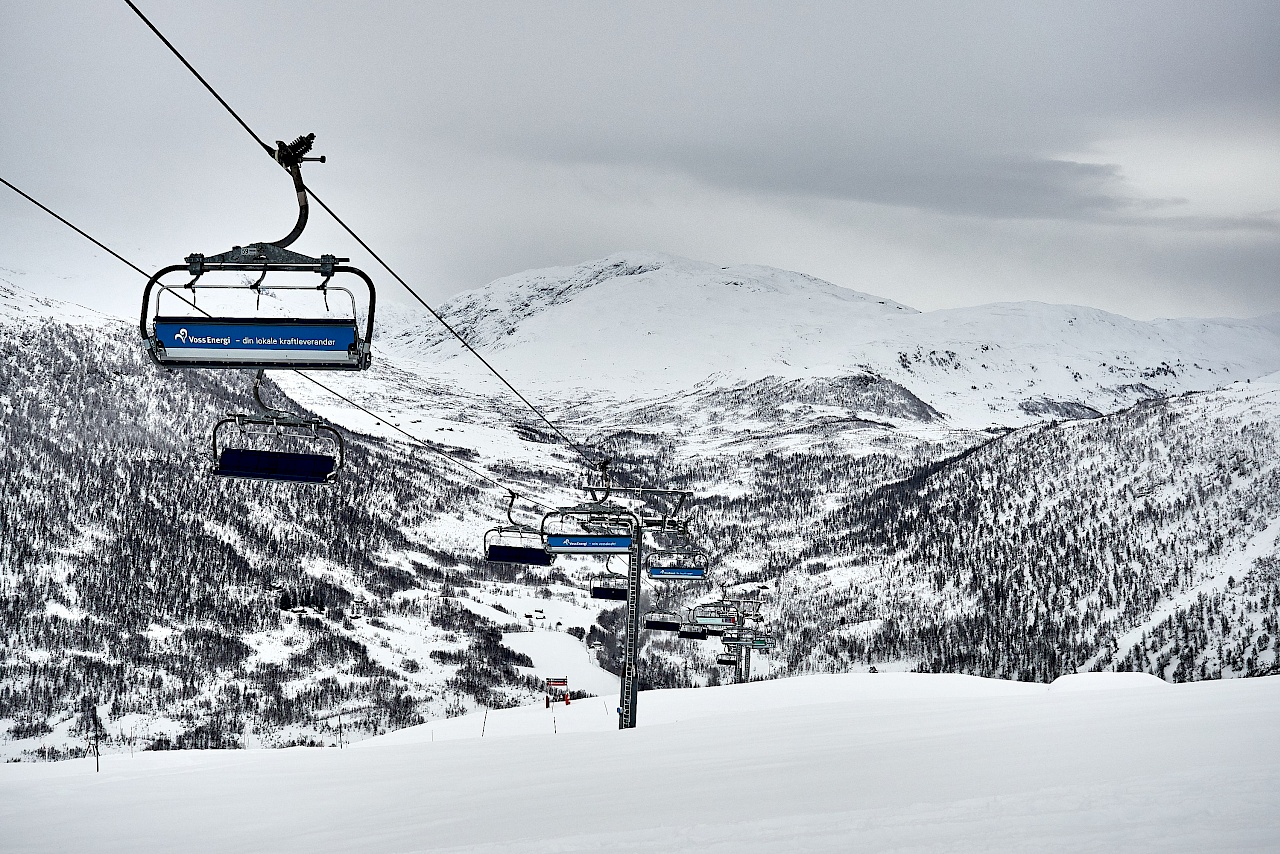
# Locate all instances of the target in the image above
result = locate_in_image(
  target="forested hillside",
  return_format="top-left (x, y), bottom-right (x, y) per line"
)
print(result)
top-left (0, 307), bottom-right (553, 758)
top-left (3, 271), bottom-right (1279, 761)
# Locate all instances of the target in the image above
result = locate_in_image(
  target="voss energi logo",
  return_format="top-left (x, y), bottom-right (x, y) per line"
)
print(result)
top-left (174, 328), bottom-right (189, 343)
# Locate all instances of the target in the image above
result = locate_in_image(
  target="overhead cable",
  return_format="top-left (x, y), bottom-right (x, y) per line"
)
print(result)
top-left (123, 0), bottom-right (273, 156)
top-left (0, 175), bottom-right (553, 511)
top-left (122, 0), bottom-right (600, 469)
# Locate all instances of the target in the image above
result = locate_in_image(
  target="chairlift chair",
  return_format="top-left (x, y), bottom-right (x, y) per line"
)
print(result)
top-left (541, 502), bottom-right (635, 555)
top-left (140, 134), bottom-right (376, 372)
top-left (690, 602), bottom-right (741, 627)
top-left (645, 549), bottom-right (709, 581)
top-left (485, 532), bottom-right (552, 566)
top-left (484, 492), bottom-right (553, 567)
top-left (214, 443), bottom-right (340, 484)
top-left (678, 624), bottom-right (709, 640)
top-left (211, 370), bottom-right (343, 484)
top-left (720, 629), bottom-right (775, 650)
top-left (716, 652), bottom-right (739, 666)
top-left (643, 611), bottom-right (682, 632)
top-left (589, 573), bottom-right (629, 601)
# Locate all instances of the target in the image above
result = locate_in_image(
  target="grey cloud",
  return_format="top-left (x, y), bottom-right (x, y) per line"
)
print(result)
top-left (590, 148), bottom-right (1161, 221)
top-left (1124, 213), bottom-right (1280, 234)
top-left (1, 0), bottom-right (1277, 320)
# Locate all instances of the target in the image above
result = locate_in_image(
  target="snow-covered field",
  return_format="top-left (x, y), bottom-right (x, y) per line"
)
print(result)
top-left (3, 672), bottom-right (1277, 853)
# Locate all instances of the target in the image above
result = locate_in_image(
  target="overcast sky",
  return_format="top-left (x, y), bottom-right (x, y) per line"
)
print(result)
top-left (1, 1), bottom-right (1277, 320)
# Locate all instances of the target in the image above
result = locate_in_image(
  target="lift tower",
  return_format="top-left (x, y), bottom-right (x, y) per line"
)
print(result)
top-left (544, 472), bottom-right (691, 729)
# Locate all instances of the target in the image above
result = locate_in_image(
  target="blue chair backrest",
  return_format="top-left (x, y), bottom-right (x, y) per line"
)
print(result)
top-left (486, 544), bottom-right (553, 566)
top-left (217, 449), bottom-right (336, 484)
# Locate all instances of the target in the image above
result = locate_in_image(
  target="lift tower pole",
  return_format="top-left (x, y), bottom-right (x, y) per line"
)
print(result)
top-left (619, 519), bottom-right (643, 729)
top-left (553, 477), bottom-right (690, 731)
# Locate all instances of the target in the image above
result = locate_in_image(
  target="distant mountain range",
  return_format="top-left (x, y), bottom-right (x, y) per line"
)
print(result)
top-left (2, 252), bottom-right (1277, 760)
top-left (377, 251), bottom-right (1280, 427)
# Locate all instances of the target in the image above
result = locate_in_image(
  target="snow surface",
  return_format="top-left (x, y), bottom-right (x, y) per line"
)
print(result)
top-left (3, 673), bottom-right (1277, 853)
top-left (501, 629), bottom-right (620, 699)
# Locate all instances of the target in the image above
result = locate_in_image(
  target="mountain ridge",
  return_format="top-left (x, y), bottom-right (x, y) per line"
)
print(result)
top-left (371, 251), bottom-right (1280, 428)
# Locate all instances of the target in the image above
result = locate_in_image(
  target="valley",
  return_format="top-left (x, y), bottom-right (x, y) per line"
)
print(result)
top-left (2, 253), bottom-right (1279, 761)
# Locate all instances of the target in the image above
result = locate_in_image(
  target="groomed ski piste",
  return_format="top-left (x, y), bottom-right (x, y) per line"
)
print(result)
top-left (2, 672), bottom-right (1277, 853)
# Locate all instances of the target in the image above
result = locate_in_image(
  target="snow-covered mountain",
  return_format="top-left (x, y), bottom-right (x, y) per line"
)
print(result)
top-left (2, 252), bottom-right (1279, 762)
top-left (379, 251), bottom-right (1280, 427)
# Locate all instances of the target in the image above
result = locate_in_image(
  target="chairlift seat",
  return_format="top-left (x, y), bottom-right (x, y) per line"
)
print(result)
top-left (716, 653), bottom-right (738, 666)
top-left (215, 448), bottom-right (336, 483)
top-left (693, 613), bottom-right (739, 627)
top-left (691, 604), bottom-right (741, 627)
top-left (678, 625), bottom-right (709, 640)
top-left (141, 136), bottom-right (377, 373)
top-left (589, 573), bottom-right (629, 600)
top-left (646, 548), bottom-right (710, 581)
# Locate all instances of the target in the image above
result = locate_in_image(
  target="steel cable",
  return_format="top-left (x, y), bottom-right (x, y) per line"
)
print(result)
top-left (0, 175), bottom-right (555, 511)
top-left (122, 0), bottom-right (601, 470)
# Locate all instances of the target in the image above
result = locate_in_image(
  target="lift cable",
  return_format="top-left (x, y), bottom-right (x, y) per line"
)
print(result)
top-left (0, 176), bottom-right (153, 279)
top-left (123, 0), bottom-right (273, 156)
top-left (122, 0), bottom-right (601, 470)
top-left (0, 175), bottom-right (555, 511)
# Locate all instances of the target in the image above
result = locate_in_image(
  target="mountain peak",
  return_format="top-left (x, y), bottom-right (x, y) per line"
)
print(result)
top-left (379, 251), bottom-right (916, 358)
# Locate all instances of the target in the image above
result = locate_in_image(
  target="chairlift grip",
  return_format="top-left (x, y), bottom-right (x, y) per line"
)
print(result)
top-left (270, 134), bottom-right (321, 250)
top-left (505, 490), bottom-right (520, 528)
top-left (252, 370), bottom-right (296, 420)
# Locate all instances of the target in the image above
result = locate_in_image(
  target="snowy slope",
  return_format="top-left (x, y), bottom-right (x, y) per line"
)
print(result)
top-left (0, 275), bottom-right (113, 326)
top-left (2, 673), bottom-right (1277, 853)
top-left (378, 252), bottom-right (1280, 427)
top-left (5, 259), bottom-right (1280, 767)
